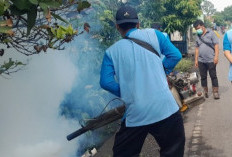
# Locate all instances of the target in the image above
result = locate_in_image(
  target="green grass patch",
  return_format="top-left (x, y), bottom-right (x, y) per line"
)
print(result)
top-left (174, 58), bottom-right (194, 72)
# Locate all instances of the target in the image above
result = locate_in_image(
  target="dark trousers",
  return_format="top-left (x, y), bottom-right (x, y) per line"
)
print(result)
top-left (198, 62), bottom-right (219, 87)
top-left (112, 111), bottom-right (185, 157)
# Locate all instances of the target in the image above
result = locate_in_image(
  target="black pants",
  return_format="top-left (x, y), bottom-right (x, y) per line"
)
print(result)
top-left (198, 62), bottom-right (219, 87)
top-left (113, 111), bottom-right (185, 157)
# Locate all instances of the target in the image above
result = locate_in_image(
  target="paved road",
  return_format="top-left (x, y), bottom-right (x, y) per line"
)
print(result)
top-left (186, 34), bottom-right (232, 157)
top-left (94, 34), bottom-right (232, 157)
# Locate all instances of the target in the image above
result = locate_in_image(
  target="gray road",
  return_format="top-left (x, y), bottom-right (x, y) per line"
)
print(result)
top-left (94, 35), bottom-right (232, 157)
top-left (185, 35), bottom-right (232, 157)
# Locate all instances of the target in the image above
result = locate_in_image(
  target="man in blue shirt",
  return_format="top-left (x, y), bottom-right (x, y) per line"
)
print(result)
top-left (100, 6), bottom-right (185, 157)
top-left (223, 29), bottom-right (232, 82)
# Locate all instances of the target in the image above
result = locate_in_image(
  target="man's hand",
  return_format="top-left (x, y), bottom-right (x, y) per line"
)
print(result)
top-left (214, 56), bottom-right (219, 64)
top-left (195, 60), bottom-right (198, 67)
top-left (224, 50), bottom-right (232, 63)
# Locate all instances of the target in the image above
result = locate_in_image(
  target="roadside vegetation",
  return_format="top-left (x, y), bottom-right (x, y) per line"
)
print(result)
top-left (175, 58), bottom-right (194, 73)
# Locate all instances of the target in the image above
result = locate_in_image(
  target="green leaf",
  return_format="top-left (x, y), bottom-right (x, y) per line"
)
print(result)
top-left (3, 38), bottom-right (11, 43)
top-left (27, 6), bottom-right (37, 35)
top-left (15, 61), bottom-right (26, 66)
top-left (39, 2), bottom-right (48, 10)
top-left (0, 0), bottom-right (10, 15)
top-left (66, 25), bottom-right (73, 35)
top-left (4, 1), bottom-right (10, 10)
top-left (11, 0), bottom-right (33, 10)
top-left (59, 25), bottom-right (67, 31)
top-left (3, 58), bottom-right (14, 70)
top-left (9, 5), bottom-right (27, 15)
top-left (0, 26), bottom-right (11, 34)
top-left (0, 20), bottom-right (6, 25)
top-left (0, 2), bottom-right (5, 15)
top-left (51, 12), bottom-right (69, 24)
top-left (77, 1), bottom-right (91, 12)
top-left (56, 27), bottom-right (65, 39)
top-left (29, 0), bottom-right (38, 5)
top-left (39, 1), bottom-right (61, 9)
top-left (82, 1), bottom-right (91, 8)
top-left (50, 27), bottom-right (56, 36)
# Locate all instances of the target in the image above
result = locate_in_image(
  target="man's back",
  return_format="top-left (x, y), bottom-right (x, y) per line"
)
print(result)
top-left (102, 28), bottom-right (181, 127)
top-left (100, 6), bottom-right (185, 156)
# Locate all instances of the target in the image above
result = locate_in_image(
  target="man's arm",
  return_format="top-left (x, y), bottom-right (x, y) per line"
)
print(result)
top-left (211, 31), bottom-right (219, 64)
top-left (156, 30), bottom-right (182, 74)
top-left (195, 47), bottom-right (199, 67)
top-left (214, 44), bottom-right (219, 64)
top-left (224, 50), bottom-right (232, 63)
top-left (100, 53), bottom-right (120, 97)
top-left (223, 33), bottom-right (232, 63)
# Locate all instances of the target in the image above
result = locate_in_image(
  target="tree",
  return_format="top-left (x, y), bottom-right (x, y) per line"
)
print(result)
top-left (222, 6), bottom-right (232, 22)
top-left (201, 0), bottom-right (216, 16)
top-left (94, 0), bottom-right (203, 44)
top-left (204, 16), bottom-right (213, 28)
top-left (138, 0), bottom-right (166, 28)
top-left (213, 12), bottom-right (226, 27)
top-left (162, 0), bottom-right (202, 34)
top-left (0, 0), bottom-right (90, 76)
top-left (90, 0), bottom-right (123, 48)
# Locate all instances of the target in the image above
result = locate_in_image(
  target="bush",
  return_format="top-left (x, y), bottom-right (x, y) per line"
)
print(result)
top-left (174, 58), bottom-right (194, 72)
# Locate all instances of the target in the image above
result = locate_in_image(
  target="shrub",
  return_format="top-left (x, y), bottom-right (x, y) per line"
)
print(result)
top-left (174, 58), bottom-right (194, 72)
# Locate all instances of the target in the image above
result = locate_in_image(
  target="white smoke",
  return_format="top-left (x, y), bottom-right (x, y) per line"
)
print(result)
top-left (0, 51), bottom-right (78, 157)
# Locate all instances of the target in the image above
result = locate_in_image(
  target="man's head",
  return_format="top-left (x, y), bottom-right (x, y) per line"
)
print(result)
top-left (115, 6), bottom-right (139, 35)
top-left (193, 20), bottom-right (206, 35)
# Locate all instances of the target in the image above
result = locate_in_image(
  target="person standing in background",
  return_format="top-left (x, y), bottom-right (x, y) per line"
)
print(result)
top-left (193, 20), bottom-right (220, 99)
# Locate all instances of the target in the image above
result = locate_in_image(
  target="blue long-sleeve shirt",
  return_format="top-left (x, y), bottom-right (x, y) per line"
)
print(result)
top-left (223, 33), bottom-right (231, 51)
top-left (100, 54), bottom-right (121, 96)
top-left (100, 28), bottom-right (182, 127)
top-left (223, 30), bottom-right (232, 81)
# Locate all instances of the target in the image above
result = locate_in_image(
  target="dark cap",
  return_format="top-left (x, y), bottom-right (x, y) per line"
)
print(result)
top-left (116, 6), bottom-right (139, 24)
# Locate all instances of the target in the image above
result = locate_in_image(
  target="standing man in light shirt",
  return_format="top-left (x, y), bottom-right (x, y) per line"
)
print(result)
top-left (193, 20), bottom-right (220, 99)
top-left (223, 28), bottom-right (232, 83)
top-left (100, 5), bottom-right (185, 157)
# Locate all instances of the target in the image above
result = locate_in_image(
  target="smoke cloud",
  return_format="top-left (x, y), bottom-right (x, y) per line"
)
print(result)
top-left (0, 10), bottom-right (119, 155)
top-left (0, 51), bottom-right (78, 157)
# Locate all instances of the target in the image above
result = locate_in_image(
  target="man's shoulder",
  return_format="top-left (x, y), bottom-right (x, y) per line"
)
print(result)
top-left (206, 28), bottom-right (213, 32)
top-left (106, 39), bottom-right (127, 52)
top-left (226, 29), bottom-right (232, 43)
top-left (226, 29), bottom-right (232, 35)
top-left (206, 29), bottom-right (216, 36)
top-left (135, 28), bottom-right (158, 36)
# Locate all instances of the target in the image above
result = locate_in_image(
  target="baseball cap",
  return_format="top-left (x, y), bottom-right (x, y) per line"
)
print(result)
top-left (116, 6), bottom-right (139, 24)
